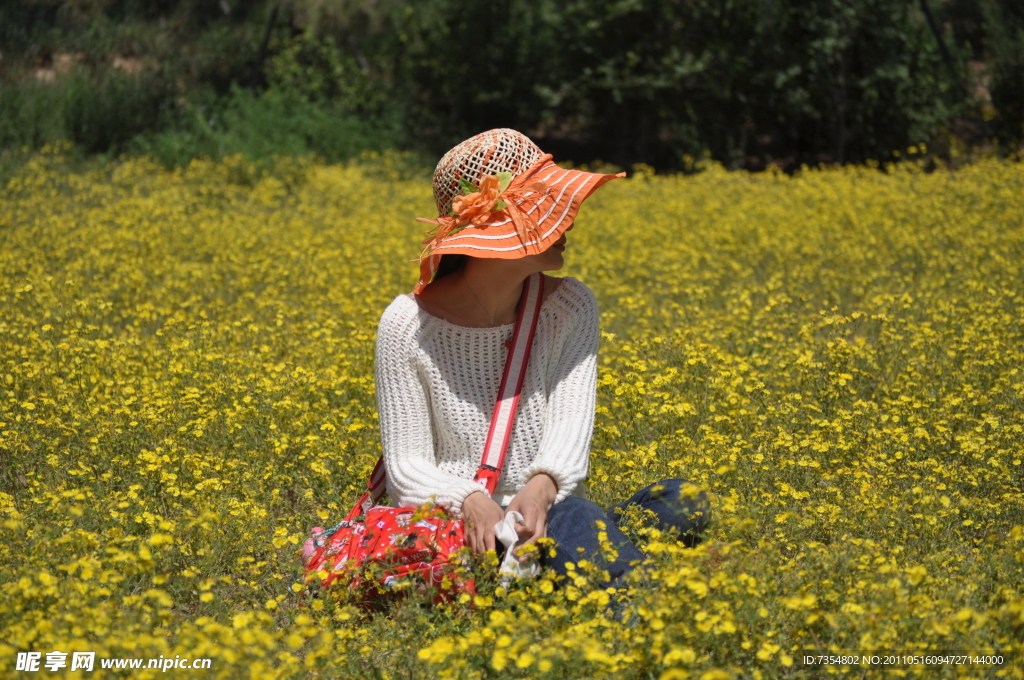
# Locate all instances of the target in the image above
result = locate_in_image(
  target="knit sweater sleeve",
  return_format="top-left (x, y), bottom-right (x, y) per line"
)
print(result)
top-left (526, 279), bottom-right (599, 503)
top-left (375, 297), bottom-right (486, 516)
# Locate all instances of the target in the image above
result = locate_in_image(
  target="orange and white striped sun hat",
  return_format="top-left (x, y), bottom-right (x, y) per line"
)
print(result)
top-left (414, 129), bottom-right (625, 292)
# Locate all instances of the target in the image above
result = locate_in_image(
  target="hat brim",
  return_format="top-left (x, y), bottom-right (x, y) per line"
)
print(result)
top-left (415, 158), bottom-right (625, 292)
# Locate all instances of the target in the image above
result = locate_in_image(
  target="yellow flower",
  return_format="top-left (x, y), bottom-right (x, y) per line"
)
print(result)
top-left (1, 146), bottom-right (1020, 679)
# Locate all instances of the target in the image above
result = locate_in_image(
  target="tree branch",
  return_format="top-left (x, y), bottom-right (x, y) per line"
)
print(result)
top-left (250, 2), bottom-right (281, 90)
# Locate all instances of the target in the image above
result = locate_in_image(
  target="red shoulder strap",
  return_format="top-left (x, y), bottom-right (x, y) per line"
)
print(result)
top-left (364, 273), bottom-right (545, 505)
top-left (472, 272), bottom-right (544, 494)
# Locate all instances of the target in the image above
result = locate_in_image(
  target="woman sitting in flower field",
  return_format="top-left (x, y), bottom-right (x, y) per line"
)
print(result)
top-left (372, 129), bottom-right (711, 586)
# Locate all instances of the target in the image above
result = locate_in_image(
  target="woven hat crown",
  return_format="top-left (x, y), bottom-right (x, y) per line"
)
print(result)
top-left (432, 129), bottom-right (543, 217)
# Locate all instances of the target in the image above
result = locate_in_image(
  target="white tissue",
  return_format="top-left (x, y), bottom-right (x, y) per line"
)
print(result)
top-left (494, 511), bottom-right (541, 586)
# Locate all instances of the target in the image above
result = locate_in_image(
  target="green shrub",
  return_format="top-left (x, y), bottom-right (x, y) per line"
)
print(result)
top-left (131, 85), bottom-right (405, 167)
top-left (0, 71), bottom-right (164, 155)
top-left (2, 0), bottom-right (1020, 168)
top-left (984, 0), bottom-right (1024, 143)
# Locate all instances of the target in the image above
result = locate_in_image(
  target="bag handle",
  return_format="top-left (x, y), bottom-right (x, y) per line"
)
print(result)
top-left (356, 272), bottom-right (545, 514)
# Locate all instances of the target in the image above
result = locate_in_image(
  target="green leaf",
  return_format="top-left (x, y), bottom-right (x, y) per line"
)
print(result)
top-left (493, 199), bottom-right (507, 211)
top-left (496, 172), bottom-right (513, 194)
top-left (459, 178), bottom-right (477, 195)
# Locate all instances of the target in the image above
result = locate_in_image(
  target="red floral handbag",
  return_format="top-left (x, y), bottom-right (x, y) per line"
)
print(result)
top-left (302, 273), bottom-right (545, 601)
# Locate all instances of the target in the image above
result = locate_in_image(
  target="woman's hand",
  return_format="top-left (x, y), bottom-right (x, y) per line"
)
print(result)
top-left (505, 473), bottom-right (558, 557)
top-left (462, 491), bottom-right (505, 553)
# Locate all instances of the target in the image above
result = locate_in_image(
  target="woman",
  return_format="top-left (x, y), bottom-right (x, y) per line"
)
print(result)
top-left (376, 129), bottom-right (710, 587)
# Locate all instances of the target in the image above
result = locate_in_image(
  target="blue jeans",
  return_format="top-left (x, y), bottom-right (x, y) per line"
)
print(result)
top-left (542, 478), bottom-right (711, 587)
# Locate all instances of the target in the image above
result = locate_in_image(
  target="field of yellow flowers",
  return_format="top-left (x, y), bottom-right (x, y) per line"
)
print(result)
top-left (1, 144), bottom-right (1023, 679)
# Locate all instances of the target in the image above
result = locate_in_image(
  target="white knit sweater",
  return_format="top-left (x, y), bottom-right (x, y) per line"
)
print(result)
top-left (374, 276), bottom-right (598, 515)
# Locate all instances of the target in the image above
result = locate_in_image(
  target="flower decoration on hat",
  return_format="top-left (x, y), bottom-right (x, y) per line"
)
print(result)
top-left (417, 171), bottom-right (548, 260)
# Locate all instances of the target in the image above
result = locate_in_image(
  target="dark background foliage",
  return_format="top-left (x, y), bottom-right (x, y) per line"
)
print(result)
top-left (0, 0), bottom-right (1020, 170)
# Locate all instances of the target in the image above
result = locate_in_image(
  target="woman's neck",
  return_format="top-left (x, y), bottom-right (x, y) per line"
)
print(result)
top-left (457, 261), bottom-right (525, 327)
top-left (416, 260), bottom-right (531, 328)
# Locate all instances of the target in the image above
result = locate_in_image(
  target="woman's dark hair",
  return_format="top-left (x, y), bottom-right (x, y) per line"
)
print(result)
top-left (433, 254), bottom-right (468, 280)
